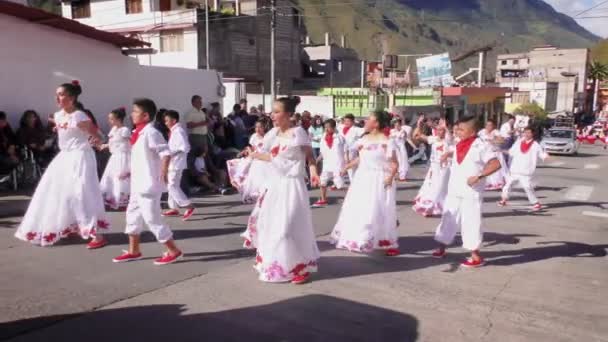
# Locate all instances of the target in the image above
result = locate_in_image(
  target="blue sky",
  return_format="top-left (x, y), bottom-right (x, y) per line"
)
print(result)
top-left (543, 0), bottom-right (608, 38)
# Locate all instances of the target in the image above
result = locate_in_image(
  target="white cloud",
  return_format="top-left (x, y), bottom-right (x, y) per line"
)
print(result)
top-left (543, 0), bottom-right (608, 38)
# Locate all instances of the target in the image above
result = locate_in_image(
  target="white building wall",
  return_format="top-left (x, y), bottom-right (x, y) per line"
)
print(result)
top-left (134, 28), bottom-right (199, 69)
top-left (0, 14), bottom-right (220, 130)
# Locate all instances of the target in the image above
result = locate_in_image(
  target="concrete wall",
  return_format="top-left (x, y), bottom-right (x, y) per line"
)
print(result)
top-left (0, 14), bottom-right (220, 130)
top-left (246, 94), bottom-right (335, 118)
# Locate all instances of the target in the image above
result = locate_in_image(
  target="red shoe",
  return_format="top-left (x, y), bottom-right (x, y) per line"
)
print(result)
top-left (461, 257), bottom-right (485, 268)
top-left (112, 250), bottom-right (143, 263)
top-left (162, 209), bottom-right (180, 217)
top-left (182, 208), bottom-right (195, 221)
top-left (385, 248), bottom-right (400, 257)
top-left (86, 238), bottom-right (108, 250)
top-left (432, 248), bottom-right (446, 258)
top-left (532, 203), bottom-right (542, 212)
top-left (497, 200), bottom-right (507, 207)
top-left (291, 272), bottom-right (311, 285)
top-left (154, 251), bottom-right (184, 265)
top-left (312, 199), bottom-right (328, 208)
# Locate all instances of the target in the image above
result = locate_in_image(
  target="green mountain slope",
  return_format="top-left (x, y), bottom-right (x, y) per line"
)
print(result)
top-left (297, 0), bottom-right (599, 77)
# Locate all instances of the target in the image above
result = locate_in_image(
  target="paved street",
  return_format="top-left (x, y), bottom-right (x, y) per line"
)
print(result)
top-left (1, 145), bottom-right (607, 342)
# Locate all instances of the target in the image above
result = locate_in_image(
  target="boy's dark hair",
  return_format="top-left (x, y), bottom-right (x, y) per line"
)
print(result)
top-left (456, 115), bottom-right (478, 126)
top-left (524, 125), bottom-right (534, 132)
top-left (0, 111), bottom-right (7, 120)
top-left (343, 113), bottom-right (355, 121)
top-left (165, 110), bottom-right (180, 122)
top-left (324, 118), bottom-right (337, 129)
top-left (211, 102), bottom-right (220, 108)
top-left (239, 99), bottom-right (247, 104)
top-left (486, 119), bottom-right (496, 126)
top-left (191, 95), bottom-right (202, 104)
top-left (133, 98), bottom-right (157, 121)
top-left (232, 104), bottom-right (241, 112)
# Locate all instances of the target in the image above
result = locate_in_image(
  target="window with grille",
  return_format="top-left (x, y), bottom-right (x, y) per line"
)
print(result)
top-left (160, 30), bottom-right (184, 52)
top-left (71, 0), bottom-right (91, 19)
top-left (125, 0), bottom-right (143, 14)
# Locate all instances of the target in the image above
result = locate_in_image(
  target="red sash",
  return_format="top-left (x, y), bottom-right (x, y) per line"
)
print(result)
top-left (130, 123), bottom-right (147, 146)
top-left (456, 136), bottom-right (476, 164)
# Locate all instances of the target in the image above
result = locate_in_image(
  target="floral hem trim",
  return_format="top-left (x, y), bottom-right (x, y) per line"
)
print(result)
top-left (485, 182), bottom-right (505, 191)
top-left (330, 231), bottom-right (398, 253)
top-left (254, 256), bottom-right (319, 283)
top-left (412, 198), bottom-right (443, 217)
top-left (16, 219), bottom-right (111, 247)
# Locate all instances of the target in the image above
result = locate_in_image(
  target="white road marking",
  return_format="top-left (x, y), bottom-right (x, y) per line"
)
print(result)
top-left (582, 211), bottom-right (608, 219)
top-left (548, 161), bottom-right (565, 167)
top-left (564, 186), bottom-right (594, 202)
top-left (584, 164), bottom-right (600, 170)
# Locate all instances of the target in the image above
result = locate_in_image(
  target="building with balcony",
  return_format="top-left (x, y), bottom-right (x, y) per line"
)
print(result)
top-left (60, 0), bottom-right (303, 93)
top-left (496, 46), bottom-right (589, 113)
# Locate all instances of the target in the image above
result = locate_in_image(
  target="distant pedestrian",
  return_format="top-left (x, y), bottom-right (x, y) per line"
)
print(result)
top-left (186, 95), bottom-right (209, 153)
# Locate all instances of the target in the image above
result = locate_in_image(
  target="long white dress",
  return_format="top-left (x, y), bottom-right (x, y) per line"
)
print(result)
top-left (100, 126), bottom-right (131, 210)
top-left (15, 110), bottom-right (109, 246)
top-left (330, 137), bottom-right (399, 252)
top-left (413, 137), bottom-right (451, 217)
top-left (390, 127), bottom-right (409, 180)
top-left (227, 131), bottom-right (276, 204)
top-left (244, 127), bottom-right (320, 282)
top-left (478, 129), bottom-right (508, 190)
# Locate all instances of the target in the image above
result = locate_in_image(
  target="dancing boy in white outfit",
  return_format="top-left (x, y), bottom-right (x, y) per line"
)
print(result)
top-left (162, 110), bottom-right (195, 221)
top-left (113, 98), bottom-right (183, 266)
top-left (339, 114), bottom-right (364, 183)
top-left (432, 115), bottom-right (501, 268)
top-left (499, 126), bottom-right (549, 212)
top-left (312, 118), bottom-right (345, 207)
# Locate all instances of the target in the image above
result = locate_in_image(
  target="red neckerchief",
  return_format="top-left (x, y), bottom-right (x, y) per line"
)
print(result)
top-left (130, 123), bottom-right (147, 146)
top-left (301, 118), bottom-right (311, 130)
top-left (436, 144), bottom-right (444, 152)
top-left (325, 132), bottom-right (334, 149)
top-left (520, 139), bottom-right (533, 154)
top-left (383, 127), bottom-right (391, 137)
top-left (342, 125), bottom-right (351, 136)
top-left (455, 136), bottom-right (476, 164)
top-left (270, 145), bottom-right (280, 157)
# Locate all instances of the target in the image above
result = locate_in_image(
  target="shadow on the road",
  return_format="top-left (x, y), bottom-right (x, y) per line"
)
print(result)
top-left (0, 219), bottom-right (19, 228)
top-left (180, 248), bottom-right (254, 263)
top-left (1, 295), bottom-right (419, 342)
top-left (544, 201), bottom-right (608, 210)
top-left (315, 240), bottom-right (607, 281)
top-left (186, 211), bottom-right (251, 221)
top-left (537, 165), bottom-right (576, 170)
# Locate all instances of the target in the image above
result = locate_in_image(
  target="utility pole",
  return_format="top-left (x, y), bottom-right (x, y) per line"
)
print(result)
top-left (205, 0), bottom-right (210, 70)
top-left (270, 0), bottom-right (277, 100)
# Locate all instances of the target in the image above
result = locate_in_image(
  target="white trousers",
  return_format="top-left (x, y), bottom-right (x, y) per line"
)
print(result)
top-left (168, 169), bottom-right (191, 209)
top-left (435, 196), bottom-right (483, 251)
top-left (501, 174), bottom-right (539, 204)
top-left (125, 193), bottom-right (173, 243)
top-left (320, 170), bottom-right (345, 189)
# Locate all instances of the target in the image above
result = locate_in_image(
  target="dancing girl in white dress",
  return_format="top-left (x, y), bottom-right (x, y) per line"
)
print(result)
top-left (15, 81), bottom-right (109, 249)
top-left (413, 118), bottom-right (452, 217)
top-left (331, 111), bottom-right (400, 257)
top-left (244, 97), bottom-right (321, 284)
top-left (99, 108), bottom-right (131, 210)
top-left (390, 118), bottom-right (409, 181)
top-left (478, 120), bottom-right (508, 190)
top-left (227, 120), bottom-right (274, 204)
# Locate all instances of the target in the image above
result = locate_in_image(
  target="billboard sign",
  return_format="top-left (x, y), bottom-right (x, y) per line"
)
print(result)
top-left (416, 53), bottom-right (454, 87)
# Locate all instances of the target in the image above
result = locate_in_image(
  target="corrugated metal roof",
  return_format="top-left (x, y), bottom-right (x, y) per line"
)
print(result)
top-left (0, 0), bottom-right (150, 48)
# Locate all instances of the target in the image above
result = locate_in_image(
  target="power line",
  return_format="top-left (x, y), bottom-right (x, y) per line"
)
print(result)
top-left (573, 0), bottom-right (608, 18)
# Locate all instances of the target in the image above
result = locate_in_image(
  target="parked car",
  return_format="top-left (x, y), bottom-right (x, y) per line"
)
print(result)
top-left (540, 128), bottom-right (579, 155)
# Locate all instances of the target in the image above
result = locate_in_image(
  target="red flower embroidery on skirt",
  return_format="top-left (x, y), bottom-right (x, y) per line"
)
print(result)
top-left (97, 220), bottom-right (110, 230)
top-left (378, 240), bottom-right (392, 247)
top-left (43, 233), bottom-right (57, 243)
top-left (26, 232), bottom-right (37, 241)
top-left (290, 263), bottom-right (307, 276)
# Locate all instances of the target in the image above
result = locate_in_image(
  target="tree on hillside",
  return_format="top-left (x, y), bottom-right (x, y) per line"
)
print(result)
top-left (589, 61), bottom-right (608, 112)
